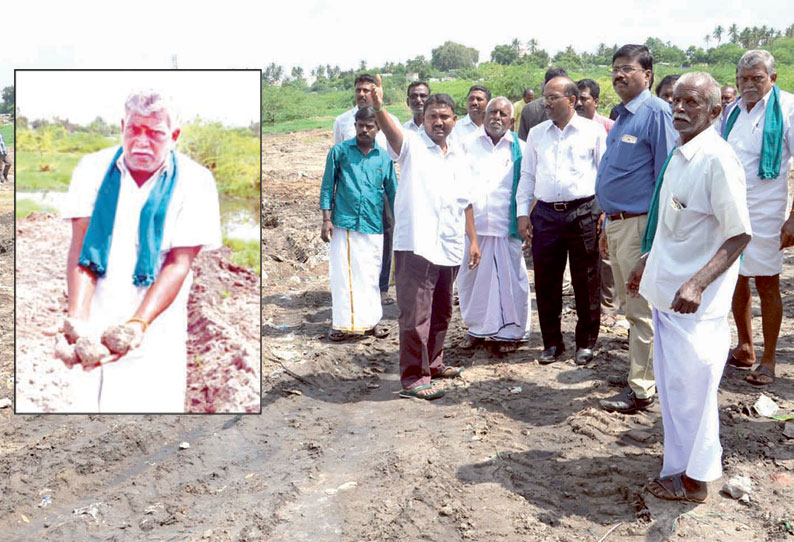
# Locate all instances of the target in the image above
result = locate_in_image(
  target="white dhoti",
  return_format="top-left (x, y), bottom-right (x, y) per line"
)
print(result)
top-left (458, 235), bottom-right (531, 341)
top-left (653, 308), bottom-right (729, 482)
top-left (740, 175), bottom-right (788, 276)
top-left (330, 228), bottom-right (383, 333)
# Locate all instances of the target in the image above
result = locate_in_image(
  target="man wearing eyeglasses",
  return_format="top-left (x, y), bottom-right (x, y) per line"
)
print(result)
top-left (595, 44), bottom-right (677, 414)
top-left (517, 77), bottom-right (606, 365)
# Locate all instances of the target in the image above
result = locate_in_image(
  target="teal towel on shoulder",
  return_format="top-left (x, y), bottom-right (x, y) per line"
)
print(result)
top-left (78, 147), bottom-right (179, 286)
top-left (508, 131), bottom-right (523, 240)
top-left (641, 148), bottom-right (675, 254)
top-left (723, 85), bottom-right (783, 179)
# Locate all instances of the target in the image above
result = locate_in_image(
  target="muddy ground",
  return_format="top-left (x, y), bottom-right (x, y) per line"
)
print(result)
top-left (2, 130), bottom-right (794, 541)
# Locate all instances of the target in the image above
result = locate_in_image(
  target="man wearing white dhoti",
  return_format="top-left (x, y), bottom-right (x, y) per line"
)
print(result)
top-left (458, 97), bottom-right (530, 354)
top-left (723, 50), bottom-right (794, 386)
top-left (60, 90), bottom-right (222, 413)
top-left (320, 106), bottom-right (398, 341)
top-left (627, 73), bottom-right (751, 502)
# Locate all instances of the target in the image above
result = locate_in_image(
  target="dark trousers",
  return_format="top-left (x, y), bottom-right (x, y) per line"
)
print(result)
top-left (379, 201), bottom-right (394, 293)
top-left (394, 250), bottom-right (458, 389)
top-left (531, 198), bottom-right (601, 350)
top-left (0, 153), bottom-right (10, 182)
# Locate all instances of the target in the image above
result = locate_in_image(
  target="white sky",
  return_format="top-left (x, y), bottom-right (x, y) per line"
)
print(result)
top-left (1, 0), bottom-right (791, 92)
top-left (15, 71), bottom-right (260, 126)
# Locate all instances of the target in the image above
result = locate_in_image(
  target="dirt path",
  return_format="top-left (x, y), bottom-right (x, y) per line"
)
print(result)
top-left (1, 131), bottom-right (794, 541)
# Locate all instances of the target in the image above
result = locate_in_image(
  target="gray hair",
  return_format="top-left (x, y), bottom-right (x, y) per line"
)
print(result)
top-left (124, 90), bottom-right (180, 129)
top-left (737, 49), bottom-right (776, 76)
top-left (486, 96), bottom-right (514, 118)
top-left (675, 72), bottom-right (721, 110)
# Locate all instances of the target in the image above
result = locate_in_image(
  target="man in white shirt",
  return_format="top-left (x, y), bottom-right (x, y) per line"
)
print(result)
top-left (627, 72), bottom-right (751, 503)
top-left (458, 97), bottom-right (531, 353)
top-left (451, 85), bottom-right (490, 142)
top-left (333, 74), bottom-right (401, 305)
top-left (517, 76), bottom-right (606, 365)
top-left (724, 50), bottom-right (794, 386)
top-left (59, 90), bottom-right (222, 413)
top-left (372, 76), bottom-right (481, 400)
top-left (403, 81), bottom-right (431, 134)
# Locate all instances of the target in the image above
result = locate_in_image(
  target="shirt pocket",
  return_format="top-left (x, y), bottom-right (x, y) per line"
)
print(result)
top-left (567, 146), bottom-right (592, 174)
top-left (661, 194), bottom-right (694, 241)
top-left (610, 138), bottom-right (645, 173)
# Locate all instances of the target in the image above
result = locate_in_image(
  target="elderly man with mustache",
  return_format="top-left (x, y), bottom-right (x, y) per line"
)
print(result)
top-left (723, 50), bottom-right (794, 387)
top-left (627, 72), bottom-right (751, 503)
top-left (457, 97), bottom-right (531, 354)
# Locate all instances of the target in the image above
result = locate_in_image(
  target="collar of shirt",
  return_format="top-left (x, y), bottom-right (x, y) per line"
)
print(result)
top-left (739, 86), bottom-right (774, 115)
top-left (420, 128), bottom-right (459, 156)
top-left (675, 126), bottom-right (717, 162)
top-left (117, 150), bottom-right (169, 188)
top-left (617, 89), bottom-right (652, 117)
top-left (540, 111), bottom-right (587, 137)
top-left (343, 137), bottom-right (383, 156)
top-left (472, 124), bottom-right (514, 149)
top-left (459, 115), bottom-right (475, 127)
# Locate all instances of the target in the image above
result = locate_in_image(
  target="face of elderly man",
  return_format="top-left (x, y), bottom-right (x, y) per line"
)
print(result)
top-left (484, 98), bottom-right (513, 140)
top-left (737, 63), bottom-right (777, 109)
top-left (121, 109), bottom-right (180, 174)
top-left (671, 80), bottom-right (721, 145)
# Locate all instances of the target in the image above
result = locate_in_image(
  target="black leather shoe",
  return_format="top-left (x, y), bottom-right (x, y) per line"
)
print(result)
top-left (575, 348), bottom-right (594, 365)
top-left (600, 387), bottom-right (654, 414)
top-left (539, 344), bottom-right (565, 364)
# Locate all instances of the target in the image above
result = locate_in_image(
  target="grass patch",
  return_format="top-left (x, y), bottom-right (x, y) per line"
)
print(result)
top-left (0, 124), bottom-right (12, 147)
top-left (15, 151), bottom-right (81, 191)
top-left (0, 191), bottom-right (12, 214)
top-left (223, 237), bottom-right (260, 275)
top-left (262, 105), bottom-right (410, 134)
top-left (16, 198), bottom-right (56, 218)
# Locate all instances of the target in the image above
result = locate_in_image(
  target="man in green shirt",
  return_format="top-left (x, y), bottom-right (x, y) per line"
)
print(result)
top-left (319, 107), bottom-right (398, 341)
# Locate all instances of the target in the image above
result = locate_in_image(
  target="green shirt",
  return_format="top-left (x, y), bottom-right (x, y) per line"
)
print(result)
top-left (319, 138), bottom-right (397, 235)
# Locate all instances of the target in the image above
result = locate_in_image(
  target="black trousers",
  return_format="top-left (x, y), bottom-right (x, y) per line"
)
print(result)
top-left (531, 197), bottom-right (601, 350)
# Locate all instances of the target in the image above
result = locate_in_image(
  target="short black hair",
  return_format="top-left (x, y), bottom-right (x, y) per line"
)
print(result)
top-left (576, 78), bottom-right (601, 100)
top-left (613, 44), bottom-right (654, 89)
top-left (354, 74), bottom-right (377, 86)
top-left (407, 81), bottom-right (431, 95)
top-left (655, 74), bottom-right (680, 96)
top-left (467, 85), bottom-right (491, 101)
top-left (544, 67), bottom-right (568, 84)
top-left (424, 93), bottom-right (456, 114)
top-left (354, 106), bottom-right (378, 123)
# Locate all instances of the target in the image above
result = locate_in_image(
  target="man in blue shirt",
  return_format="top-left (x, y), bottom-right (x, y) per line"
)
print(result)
top-left (595, 44), bottom-right (677, 414)
top-left (0, 130), bottom-right (10, 182)
top-left (320, 107), bottom-right (397, 342)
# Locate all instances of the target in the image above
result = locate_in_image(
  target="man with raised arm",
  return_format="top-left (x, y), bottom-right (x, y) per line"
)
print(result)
top-left (458, 97), bottom-right (531, 353)
top-left (59, 90), bottom-right (222, 413)
top-left (627, 72), bottom-right (751, 503)
top-left (724, 50), bottom-right (794, 386)
top-left (372, 75), bottom-right (480, 400)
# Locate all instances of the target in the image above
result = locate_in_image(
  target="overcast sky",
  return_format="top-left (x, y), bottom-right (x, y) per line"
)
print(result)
top-left (2, 0), bottom-right (791, 93)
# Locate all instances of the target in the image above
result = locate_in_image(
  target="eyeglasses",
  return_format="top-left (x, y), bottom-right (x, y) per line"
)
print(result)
top-left (610, 65), bottom-right (644, 76)
top-left (543, 94), bottom-right (566, 104)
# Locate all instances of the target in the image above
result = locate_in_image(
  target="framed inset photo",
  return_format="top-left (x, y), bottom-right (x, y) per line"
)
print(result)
top-left (14, 69), bottom-right (261, 414)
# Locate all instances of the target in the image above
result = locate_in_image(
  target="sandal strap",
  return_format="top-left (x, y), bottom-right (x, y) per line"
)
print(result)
top-left (671, 474), bottom-right (686, 498)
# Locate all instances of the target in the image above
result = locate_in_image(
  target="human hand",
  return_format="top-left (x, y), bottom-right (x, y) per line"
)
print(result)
top-left (599, 230), bottom-right (609, 259)
top-left (780, 214), bottom-right (794, 249)
top-left (321, 220), bottom-right (334, 242)
top-left (626, 257), bottom-right (646, 298)
top-left (468, 242), bottom-right (481, 269)
top-left (597, 213), bottom-right (605, 237)
top-left (670, 280), bottom-right (703, 314)
top-left (373, 75), bottom-right (384, 111)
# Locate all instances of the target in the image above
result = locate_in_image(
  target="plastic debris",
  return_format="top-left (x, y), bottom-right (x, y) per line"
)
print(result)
top-left (6, 377), bottom-right (12, 389)
top-left (752, 394), bottom-right (779, 417)
top-left (722, 475), bottom-right (753, 499)
top-left (39, 495), bottom-right (52, 508)
top-left (509, 386), bottom-right (522, 394)
top-left (179, 442), bottom-right (190, 450)
top-left (0, 397), bottom-right (11, 409)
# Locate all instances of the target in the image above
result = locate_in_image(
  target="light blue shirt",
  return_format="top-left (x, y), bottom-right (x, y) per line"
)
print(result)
top-left (595, 89), bottom-right (677, 215)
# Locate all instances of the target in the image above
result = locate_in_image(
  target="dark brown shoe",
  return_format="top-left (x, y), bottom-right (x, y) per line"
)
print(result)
top-left (600, 387), bottom-right (654, 414)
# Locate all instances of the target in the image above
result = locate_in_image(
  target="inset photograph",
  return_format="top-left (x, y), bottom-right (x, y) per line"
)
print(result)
top-left (15, 70), bottom-right (261, 414)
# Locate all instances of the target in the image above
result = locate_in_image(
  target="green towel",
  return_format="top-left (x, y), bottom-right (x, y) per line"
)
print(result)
top-left (508, 131), bottom-right (523, 240)
top-left (79, 147), bottom-right (179, 286)
top-left (723, 85), bottom-right (784, 179)
top-left (641, 148), bottom-right (676, 254)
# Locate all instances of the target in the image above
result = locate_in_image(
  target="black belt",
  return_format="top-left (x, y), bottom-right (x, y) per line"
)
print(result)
top-left (537, 195), bottom-right (594, 212)
top-left (606, 211), bottom-right (647, 221)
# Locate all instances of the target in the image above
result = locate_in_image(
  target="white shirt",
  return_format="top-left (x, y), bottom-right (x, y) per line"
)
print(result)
top-left (726, 87), bottom-right (794, 185)
top-left (62, 146), bottom-right (222, 411)
top-left (451, 114), bottom-right (481, 142)
top-left (640, 128), bottom-right (752, 320)
top-left (389, 130), bottom-right (472, 266)
top-left (333, 106), bottom-right (400, 148)
top-left (461, 126), bottom-right (516, 237)
top-left (516, 113), bottom-right (606, 216)
top-left (403, 118), bottom-right (424, 134)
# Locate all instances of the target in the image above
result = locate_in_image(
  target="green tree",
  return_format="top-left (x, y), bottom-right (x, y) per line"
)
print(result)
top-left (553, 45), bottom-right (583, 69)
top-left (707, 43), bottom-right (745, 65)
top-left (431, 41), bottom-right (479, 71)
top-left (713, 25), bottom-right (724, 45)
top-left (491, 44), bottom-right (518, 65)
top-left (729, 24), bottom-right (739, 43)
top-left (263, 63), bottom-right (283, 85)
top-left (406, 55), bottom-right (433, 80)
top-left (0, 86), bottom-right (13, 115)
